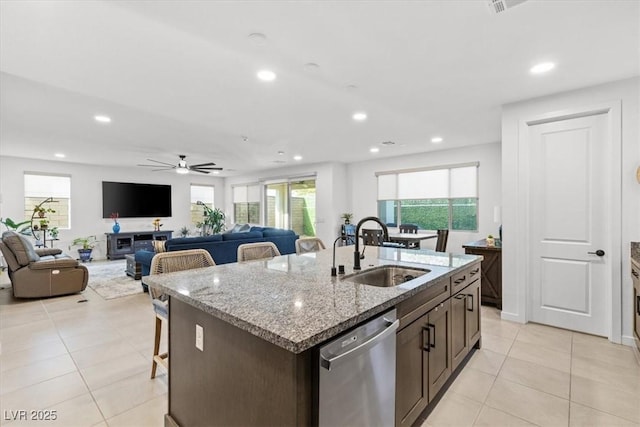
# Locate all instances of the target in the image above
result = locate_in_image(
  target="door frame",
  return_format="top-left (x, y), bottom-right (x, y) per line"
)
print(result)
top-left (516, 101), bottom-right (622, 343)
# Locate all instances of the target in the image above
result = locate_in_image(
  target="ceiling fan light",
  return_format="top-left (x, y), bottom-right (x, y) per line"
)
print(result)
top-left (176, 168), bottom-right (189, 174)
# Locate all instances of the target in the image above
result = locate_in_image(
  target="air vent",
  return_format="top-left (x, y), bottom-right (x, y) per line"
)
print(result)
top-left (488, 0), bottom-right (528, 14)
top-left (381, 141), bottom-right (396, 146)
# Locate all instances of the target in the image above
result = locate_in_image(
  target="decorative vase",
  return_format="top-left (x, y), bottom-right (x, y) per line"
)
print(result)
top-left (112, 222), bottom-right (120, 233)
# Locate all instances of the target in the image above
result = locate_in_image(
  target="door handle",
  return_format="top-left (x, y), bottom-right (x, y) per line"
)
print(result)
top-left (587, 249), bottom-right (605, 257)
top-left (466, 293), bottom-right (474, 312)
top-left (422, 325), bottom-right (431, 352)
top-left (637, 295), bottom-right (640, 316)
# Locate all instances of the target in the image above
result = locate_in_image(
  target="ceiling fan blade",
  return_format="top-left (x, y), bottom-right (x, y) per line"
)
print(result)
top-left (189, 162), bottom-right (217, 168)
top-left (191, 169), bottom-right (211, 174)
top-left (145, 159), bottom-right (177, 167)
top-left (138, 164), bottom-right (174, 168)
top-left (192, 166), bottom-right (223, 171)
top-left (151, 168), bottom-right (173, 172)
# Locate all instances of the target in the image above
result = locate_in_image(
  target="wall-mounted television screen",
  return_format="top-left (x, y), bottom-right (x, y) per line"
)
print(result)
top-left (102, 181), bottom-right (172, 218)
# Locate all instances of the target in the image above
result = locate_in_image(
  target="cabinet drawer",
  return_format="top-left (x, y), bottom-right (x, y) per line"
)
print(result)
top-left (397, 279), bottom-right (449, 329)
top-left (451, 264), bottom-right (481, 295)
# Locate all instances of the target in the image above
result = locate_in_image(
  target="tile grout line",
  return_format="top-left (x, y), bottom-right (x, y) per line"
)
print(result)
top-left (42, 296), bottom-right (110, 425)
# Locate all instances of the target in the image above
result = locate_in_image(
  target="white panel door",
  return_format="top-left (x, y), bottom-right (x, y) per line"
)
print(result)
top-left (529, 113), bottom-right (609, 336)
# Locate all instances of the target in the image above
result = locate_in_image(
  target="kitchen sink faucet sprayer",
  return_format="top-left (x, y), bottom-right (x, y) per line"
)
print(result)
top-left (331, 236), bottom-right (343, 277)
top-left (354, 216), bottom-right (389, 270)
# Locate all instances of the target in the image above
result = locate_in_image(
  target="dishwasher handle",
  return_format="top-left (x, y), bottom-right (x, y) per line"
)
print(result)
top-left (320, 319), bottom-right (399, 371)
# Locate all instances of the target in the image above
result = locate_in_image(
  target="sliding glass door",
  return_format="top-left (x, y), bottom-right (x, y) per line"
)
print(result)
top-left (265, 178), bottom-right (316, 237)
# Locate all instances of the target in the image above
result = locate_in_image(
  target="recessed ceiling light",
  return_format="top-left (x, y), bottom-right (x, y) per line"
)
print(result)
top-left (530, 62), bottom-right (555, 74)
top-left (54, 153), bottom-right (65, 158)
top-left (213, 171), bottom-right (220, 175)
top-left (257, 69), bottom-right (276, 81)
top-left (94, 115), bottom-right (111, 123)
top-left (277, 150), bottom-right (285, 155)
top-left (431, 137), bottom-right (444, 143)
top-left (293, 155), bottom-right (302, 161)
top-left (353, 112), bottom-right (367, 121)
top-left (370, 147), bottom-right (380, 153)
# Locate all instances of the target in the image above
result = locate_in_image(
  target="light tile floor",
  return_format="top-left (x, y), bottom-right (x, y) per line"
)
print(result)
top-left (0, 281), bottom-right (639, 426)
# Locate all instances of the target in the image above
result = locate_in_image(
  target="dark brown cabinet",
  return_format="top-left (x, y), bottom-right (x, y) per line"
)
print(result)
top-left (396, 300), bottom-right (451, 427)
top-left (451, 279), bottom-right (481, 370)
top-left (463, 239), bottom-right (502, 309)
top-left (105, 230), bottom-right (172, 259)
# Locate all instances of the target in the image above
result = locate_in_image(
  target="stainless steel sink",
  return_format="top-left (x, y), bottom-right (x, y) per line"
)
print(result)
top-left (342, 265), bottom-right (431, 287)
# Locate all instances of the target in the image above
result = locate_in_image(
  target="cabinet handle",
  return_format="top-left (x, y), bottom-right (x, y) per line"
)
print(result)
top-left (454, 294), bottom-right (466, 300)
top-left (633, 269), bottom-right (639, 279)
top-left (422, 326), bottom-right (431, 352)
top-left (470, 268), bottom-right (480, 276)
top-left (428, 323), bottom-right (436, 348)
top-left (454, 276), bottom-right (466, 284)
top-left (637, 295), bottom-right (640, 316)
top-left (466, 293), bottom-right (474, 312)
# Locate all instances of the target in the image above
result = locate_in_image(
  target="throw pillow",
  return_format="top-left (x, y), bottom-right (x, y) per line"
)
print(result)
top-left (152, 240), bottom-right (166, 253)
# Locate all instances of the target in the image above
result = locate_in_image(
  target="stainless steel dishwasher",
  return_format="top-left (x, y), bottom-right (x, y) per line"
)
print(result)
top-left (319, 309), bottom-right (399, 427)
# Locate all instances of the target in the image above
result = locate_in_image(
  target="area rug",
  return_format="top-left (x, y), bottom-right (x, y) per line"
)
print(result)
top-left (86, 260), bottom-right (144, 300)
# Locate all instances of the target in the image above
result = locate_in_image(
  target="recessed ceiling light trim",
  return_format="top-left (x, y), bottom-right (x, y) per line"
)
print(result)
top-left (431, 137), bottom-right (444, 144)
top-left (352, 112), bottom-right (367, 121)
top-left (54, 153), bottom-right (66, 158)
top-left (257, 69), bottom-right (277, 81)
top-left (370, 147), bottom-right (380, 153)
top-left (530, 62), bottom-right (555, 74)
top-left (293, 155), bottom-right (302, 161)
top-left (94, 115), bottom-right (111, 123)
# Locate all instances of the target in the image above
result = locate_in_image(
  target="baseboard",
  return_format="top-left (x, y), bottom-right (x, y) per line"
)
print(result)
top-left (500, 311), bottom-right (525, 323)
top-left (621, 334), bottom-right (636, 347)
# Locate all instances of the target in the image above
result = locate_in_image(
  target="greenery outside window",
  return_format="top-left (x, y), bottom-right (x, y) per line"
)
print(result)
top-left (233, 184), bottom-right (260, 224)
top-left (24, 174), bottom-right (71, 229)
top-left (376, 163), bottom-right (478, 231)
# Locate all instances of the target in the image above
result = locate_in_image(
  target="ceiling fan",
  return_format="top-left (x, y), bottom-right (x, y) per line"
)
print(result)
top-left (138, 155), bottom-right (222, 174)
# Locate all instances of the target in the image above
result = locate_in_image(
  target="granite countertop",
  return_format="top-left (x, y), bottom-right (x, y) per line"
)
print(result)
top-left (463, 238), bottom-right (502, 250)
top-left (144, 246), bottom-right (481, 354)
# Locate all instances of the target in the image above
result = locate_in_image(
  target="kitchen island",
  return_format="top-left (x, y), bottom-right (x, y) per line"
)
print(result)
top-left (145, 245), bottom-right (482, 427)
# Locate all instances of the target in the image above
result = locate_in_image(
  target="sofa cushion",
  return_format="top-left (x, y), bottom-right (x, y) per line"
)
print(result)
top-left (2, 231), bottom-right (40, 266)
top-left (226, 223), bottom-right (252, 233)
top-left (222, 231), bottom-right (263, 241)
top-left (167, 235), bottom-right (223, 246)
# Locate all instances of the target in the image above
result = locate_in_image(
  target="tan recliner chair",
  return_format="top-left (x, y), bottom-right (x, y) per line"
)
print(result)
top-left (0, 231), bottom-right (88, 298)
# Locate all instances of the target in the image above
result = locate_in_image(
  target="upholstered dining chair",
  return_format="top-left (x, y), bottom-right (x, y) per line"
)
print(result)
top-left (435, 229), bottom-right (449, 252)
top-left (237, 242), bottom-right (281, 262)
top-left (295, 237), bottom-right (326, 255)
top-left (149, 249), bottom-right (216, 379)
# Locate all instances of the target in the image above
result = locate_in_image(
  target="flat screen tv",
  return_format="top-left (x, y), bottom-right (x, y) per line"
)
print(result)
top-left (102, 181), bottom-right (172, 218)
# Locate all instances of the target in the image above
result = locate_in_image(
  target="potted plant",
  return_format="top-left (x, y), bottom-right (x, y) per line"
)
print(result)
top-left (39, 218), bottom-right (49, 230)
top-left (486, 234), bottom-right (495, 247)
top-left (48, 227), bottom-right (59, 240)
top-left (200, 206), bottom-right (226, 235)
top-left (341, 213), bottom-right (353, 224)
top-left (179, 226), bottom-right (190, 238)
top-left (0, 217), bottom-right (32, 234)
top-left (70, 236), bottom-right (97, 262)
top-left (33, 206), bottom-right (56, 218)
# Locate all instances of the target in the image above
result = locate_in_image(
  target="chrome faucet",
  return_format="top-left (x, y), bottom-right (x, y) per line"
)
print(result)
top-left (354, 216), bottom-right (389, 270)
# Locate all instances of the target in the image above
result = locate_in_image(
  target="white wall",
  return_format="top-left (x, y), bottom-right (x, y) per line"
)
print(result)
top-left (502, 77), bottom-right (640, 345)
top-left (223, 162), bottom-right (349, 247)
top-left (0, 156), bottom-right (225, 259)
top-left (346, 143), bottom-right (502, 253)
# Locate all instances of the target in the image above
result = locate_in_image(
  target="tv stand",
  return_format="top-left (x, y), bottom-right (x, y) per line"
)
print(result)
top-left (105, 230), bottom-right (173, 260)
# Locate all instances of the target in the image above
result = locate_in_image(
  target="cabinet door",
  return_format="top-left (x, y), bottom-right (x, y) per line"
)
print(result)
top-left (396, 314), bottom-right (429, 427)
top-left (450, 292), bottom-right (468, 370)
top-left (427, 300), bottom-right (451, 401)
top-left (467, 280), bottom-right (481, 348)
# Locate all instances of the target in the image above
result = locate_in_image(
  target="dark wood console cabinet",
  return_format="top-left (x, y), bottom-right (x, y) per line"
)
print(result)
top-left (463, 239), bottom-right (502, 309)
top-left (105, 230), bottom-right (173, 260)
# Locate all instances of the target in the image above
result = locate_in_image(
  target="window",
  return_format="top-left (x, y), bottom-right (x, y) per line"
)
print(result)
top-left (233, 184), bottom-right (260, 224)
top-left (24, 174), bottom-right (71, 228)
top-left (376, 163), bottom-right (478, 231)
top-left (265, 178), bottom-right (316, 237)
top-left (190, 185), bottom-right (215, 225)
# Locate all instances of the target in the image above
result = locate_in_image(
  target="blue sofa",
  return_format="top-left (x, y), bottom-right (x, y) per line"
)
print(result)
top-left (135, 226), bottom-right (299, 279)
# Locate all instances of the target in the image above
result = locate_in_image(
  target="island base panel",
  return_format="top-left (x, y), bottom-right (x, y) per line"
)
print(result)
top-left (168, 298), bottom-right (312, 426)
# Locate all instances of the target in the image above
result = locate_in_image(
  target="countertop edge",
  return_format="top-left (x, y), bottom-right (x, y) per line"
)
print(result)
top-left (154, 259), bottom-right (479, 353)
